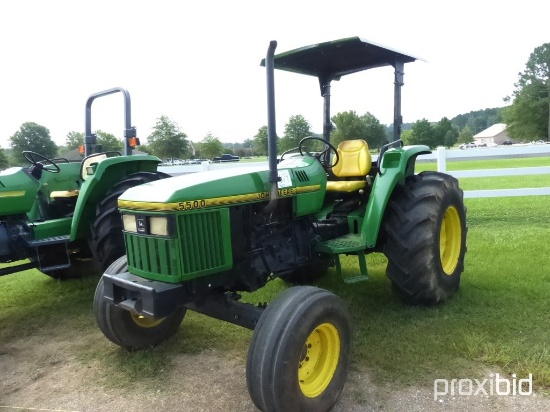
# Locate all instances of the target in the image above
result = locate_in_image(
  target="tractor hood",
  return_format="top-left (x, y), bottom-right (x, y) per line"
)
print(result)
top-left (118, 157), bottom-right (327, 216)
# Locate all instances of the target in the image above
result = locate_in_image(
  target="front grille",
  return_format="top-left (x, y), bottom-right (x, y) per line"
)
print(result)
top-left (178, 210), bottom-right (229, 275)
top-left (125, 209), bottom-right (232, 282)
top-left (125, 234), bottom-right (181, 280)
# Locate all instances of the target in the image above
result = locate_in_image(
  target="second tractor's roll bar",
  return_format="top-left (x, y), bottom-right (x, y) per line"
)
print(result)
top-left (84, 87), bottom-right (135, 157)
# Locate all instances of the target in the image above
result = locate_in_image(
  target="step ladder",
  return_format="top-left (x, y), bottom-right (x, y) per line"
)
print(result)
top-left (315, 234), bottom-right (369, 284)
top-left (25, 235), bottom-right (71, 272)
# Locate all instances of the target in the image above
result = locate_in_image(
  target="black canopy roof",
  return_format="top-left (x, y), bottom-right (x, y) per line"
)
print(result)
top-left (262, 36), bottom-right (420, 84)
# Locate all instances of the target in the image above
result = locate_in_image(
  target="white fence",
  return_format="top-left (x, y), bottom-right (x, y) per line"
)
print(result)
top-left (428, 145), bottom-right (550, 198)
top-left (159, 145), bottom-right (550, 199)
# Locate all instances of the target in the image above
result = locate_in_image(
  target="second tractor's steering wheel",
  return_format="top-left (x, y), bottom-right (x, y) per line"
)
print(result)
top-left (23, 151), bottom-right (61, 173)
top-left (298, 136), bottom-right (339, 169)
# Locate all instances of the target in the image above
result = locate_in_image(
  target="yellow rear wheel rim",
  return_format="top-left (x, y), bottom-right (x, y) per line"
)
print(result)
top-left (299, 322), bottom-right (340, 398)
top-left (440, 205), bottom-right (462, 275)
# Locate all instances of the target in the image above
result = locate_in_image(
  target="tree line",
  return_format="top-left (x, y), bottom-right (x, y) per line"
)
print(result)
top-left (0, 107), bottom-right (503, 171)
top-left (1, 41), bottom-right (547, 169)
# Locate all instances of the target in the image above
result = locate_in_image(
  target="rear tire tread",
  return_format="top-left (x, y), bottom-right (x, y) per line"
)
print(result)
top-left (383, 171), bottom-right (467, 305)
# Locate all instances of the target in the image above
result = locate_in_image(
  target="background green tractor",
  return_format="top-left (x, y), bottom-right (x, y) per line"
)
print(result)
top-left (0, 87), bottom-right (168, 279)
top-left (94, 38), bottom-right (467, 411)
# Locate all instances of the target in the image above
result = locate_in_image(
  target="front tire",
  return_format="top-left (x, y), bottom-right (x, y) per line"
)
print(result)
top-left (93, 256), bottom-right (186, 350)
top-left (246, 286), bottom-right (352, 412)
top-left (89, 171), bottom-right (169, 271)
top-left (383, 171), bottom-right (467, 305)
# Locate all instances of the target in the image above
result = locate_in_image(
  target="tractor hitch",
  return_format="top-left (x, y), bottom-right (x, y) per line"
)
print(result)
top-left (103, 271), bottom-right (264, 330)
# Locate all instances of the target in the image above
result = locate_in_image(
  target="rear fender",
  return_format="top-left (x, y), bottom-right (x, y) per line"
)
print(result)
top-left (362, 145), bottom-right (430, 247)
top-left (0, 167), bottom-right (40, 215)
top-left (70, 155), bottom-right (161, 241)
top-left (40, 162), bottom-right (82, 196)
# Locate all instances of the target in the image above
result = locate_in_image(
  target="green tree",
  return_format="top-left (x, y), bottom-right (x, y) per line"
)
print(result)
top-left (0, 147), bottom-right (9, 170)
top-left (331, 110), bottom-right (366, 146)
top-left (242, 138), bottom-right (254, 157)
top-left (457, 125), bottom-right (474, 144)
top-left (200, 132), bottom-right (224, 159)
top-left (147, 116), bottom-right (190, 160)
top-left (252, 126), bottom-right (270, 156)
top-left (400, 129), bottom-right (413, 145)
top-left (408, 119), bottom-right (436, 148)
top-left (361, 112), bottom-right (386, 149)
top-left (96, 130), bottom-right (124, 152)
top-left (64, 130), bottom-right (123, 153)
top-left (9, 122), bottom-right (58, 165)
top-left (451, 108), bottom-right (503, 134)
top-left (65, 131), bottom-right (84, 150)
top-left (279, 115), bottom-right (312, 153)
top-left (503, 43), bottom-right (550, 140)
top-left (504, 85), bottom-right (547, 141)
top-left (331, 111), bottom-right (386, 149)
top-left (136, 143), bottom-right (152, 154)
top-left (434, 117), bottom-right (459, 148)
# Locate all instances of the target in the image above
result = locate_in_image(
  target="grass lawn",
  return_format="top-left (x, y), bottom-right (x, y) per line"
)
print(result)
top-left (417, 156), bottom-right (550, 171)
top-left (417, 156), bottom-right (550, 191)
top-left (1, 157), bottom-right (549, 393)
top-left (334, 195), bottom-right (550, 388)
top-left (458, 175), bottom-right (550, 190)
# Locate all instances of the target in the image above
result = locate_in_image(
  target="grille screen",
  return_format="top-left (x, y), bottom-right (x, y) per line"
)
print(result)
top-left (125, 209), bottom-right (232, 282)
top-left (178, 210), bottom-right (229, 275)
top-left (125, 234), bottom-right (180, 279)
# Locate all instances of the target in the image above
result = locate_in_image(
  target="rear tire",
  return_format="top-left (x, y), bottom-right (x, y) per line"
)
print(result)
top-left (89, 171), bottom-right (169, 271)
top-left (246, 286), bottom-right (351, 412)
top-left (383, 171), bottom-right (467, 305)
top-left (93, 256), bottom-right (186, 350)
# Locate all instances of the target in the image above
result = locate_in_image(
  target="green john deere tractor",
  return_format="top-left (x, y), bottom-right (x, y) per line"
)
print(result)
top-left (94, 38), bottom-right (467, 412)
top-left (0, 87), bottom-right (168, 279)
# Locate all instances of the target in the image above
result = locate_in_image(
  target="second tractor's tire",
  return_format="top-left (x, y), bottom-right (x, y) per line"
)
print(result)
top-left (383, 171), bottom-right (467, 305)
top-left (89, 171), bottom-right (169, 271)
top-left (93, 256), bottom-right (186, 350)
top-left (246, 286), bottom-right (352, 412)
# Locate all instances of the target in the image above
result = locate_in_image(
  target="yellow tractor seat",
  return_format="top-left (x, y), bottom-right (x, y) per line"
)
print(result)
top-left (326, 139), bottom-right (372, 192)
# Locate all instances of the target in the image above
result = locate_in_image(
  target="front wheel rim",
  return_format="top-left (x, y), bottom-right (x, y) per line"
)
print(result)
top-left (298, 322), bottom-right (340, 398)
top-left (440, 205), bottom-right (462, 275)
top-left (130, 313), bottom-right (165, 328)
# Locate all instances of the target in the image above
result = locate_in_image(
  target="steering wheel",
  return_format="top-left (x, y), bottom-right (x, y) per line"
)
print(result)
top-left (298, 136), bottom-right (339, 169)
top-left (23, 151), bottom-right (61, 173)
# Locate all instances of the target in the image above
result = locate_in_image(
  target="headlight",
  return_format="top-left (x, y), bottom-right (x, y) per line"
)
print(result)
top-left (149, 216), bottom-right (169, 236)
top-left (122, 214), bottom-right (137, 233)
top-left (122, 214), bottom-right (173, 236)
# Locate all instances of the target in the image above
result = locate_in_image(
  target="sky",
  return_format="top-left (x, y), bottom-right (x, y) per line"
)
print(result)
top-left (0, 0), bottom-right (548, 149)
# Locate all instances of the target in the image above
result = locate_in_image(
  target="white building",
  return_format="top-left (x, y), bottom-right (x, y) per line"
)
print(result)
top-left (474, 123), bottom-right (512, 146)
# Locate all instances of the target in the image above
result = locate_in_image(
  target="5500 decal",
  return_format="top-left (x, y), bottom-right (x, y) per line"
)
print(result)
top-left (178, 199), bottom-right (207, 210)
top-left (120, 185), bottom-right (320, 212)
top-left (178, 188), bottom-right (298, 210)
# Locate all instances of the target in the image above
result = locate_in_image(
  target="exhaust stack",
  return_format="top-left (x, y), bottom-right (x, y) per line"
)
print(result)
top-left (263, 40), bottom-right (279, 214)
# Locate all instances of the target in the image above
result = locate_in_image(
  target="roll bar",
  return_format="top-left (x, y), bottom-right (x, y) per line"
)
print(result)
top-left (84, 87), bottom-right (135, 157)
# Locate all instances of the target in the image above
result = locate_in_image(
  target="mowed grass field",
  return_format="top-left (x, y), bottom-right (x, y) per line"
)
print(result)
top-left (1, 157), bottom-right (549, 393)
